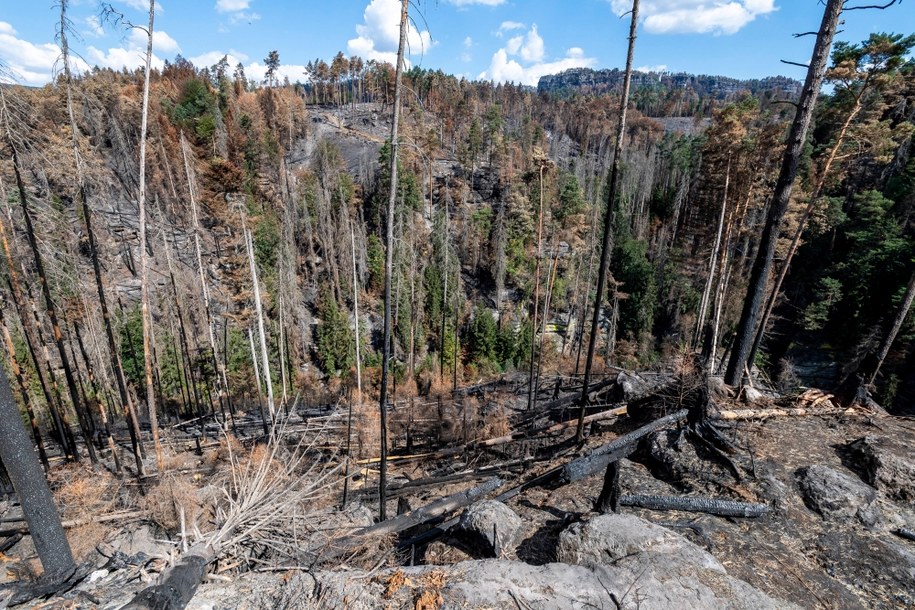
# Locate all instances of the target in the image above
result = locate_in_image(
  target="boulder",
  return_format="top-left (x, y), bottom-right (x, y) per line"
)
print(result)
top-left (457, 500), bottom-right (524, 555)
top-left (848, 436), bottom-right (915, 505)
top-left (796, 465), bottom-right (876, 520)
top-left (556, 512), bottom-right (723, 572)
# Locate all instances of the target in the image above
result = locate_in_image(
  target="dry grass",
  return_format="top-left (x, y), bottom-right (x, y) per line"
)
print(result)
top-left (139, 474), bottom-right (206, 534)
top-left (50, 465), bottom-right (123, 561)
top-left (205, 415), bottom-right (346, 564)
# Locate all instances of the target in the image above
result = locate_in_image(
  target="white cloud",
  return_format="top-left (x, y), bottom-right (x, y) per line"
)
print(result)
top-left (636, 64), bottom-right (668, 73)
top-left (85, 16), bottom-right (105, 38)
top-left (449, 0), bottom-right (506, 5)
top-left (480, 24), bottom-right (596, 87)
top-left (0, 21), bottom-right (84, 85)
top-left (495, 20), bottom-right (525, 37)
top-left (121, 0), bottom-right (164, 14)
top-left (215, 0), bottom-right (250, 11)
top-left (347, 0), bottom-right (434, 65)
top-left (519, 24), bottom-right (544, 62)
top-left (461, 36), bottom-right (473, 62)
top-left (243, 61), bottom-right (308, 85)
top-left (190, 50), bottom-right (249, 67)
top-left (611, 0), bottom-right (777, 35)
top-left (86, 28), bottom-right (180, 72)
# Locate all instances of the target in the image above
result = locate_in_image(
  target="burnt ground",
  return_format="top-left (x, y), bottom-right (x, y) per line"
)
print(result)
top-left (1, 382), bottom-right (914, 609)
top-left (479, 412), bottom-right (915, 610)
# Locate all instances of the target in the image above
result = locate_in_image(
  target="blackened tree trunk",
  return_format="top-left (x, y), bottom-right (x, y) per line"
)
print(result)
top-left (724, 0), bottom-right (844, 386)
top-left (0, 305), bottom-right (49, 471)
top-left (577, 0), bottom-right (639, 442)
top-left (2, 116), bottom-right (98, 464)
top-left (0, 364), bottom-right (75, 578)
top-left (378, 0), bottom-right (409, 521)
top-left (60, 0), bottom-right (143, 474)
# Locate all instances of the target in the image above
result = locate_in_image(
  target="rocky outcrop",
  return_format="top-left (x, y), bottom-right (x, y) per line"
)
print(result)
top-left (848, 436), bottom-right (915, 505)
top-left (266, 514), bottom-right (799, 610)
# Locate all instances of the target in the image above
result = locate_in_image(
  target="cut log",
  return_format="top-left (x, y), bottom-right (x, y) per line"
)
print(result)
top-left (620, 494), bottom-right (768, 518)
top-left (715, 407), bottom-right (843, 421)
top-left (563, 410), bottom-right (688, 483)
top-left (119, 543), bottom-right (216, 610)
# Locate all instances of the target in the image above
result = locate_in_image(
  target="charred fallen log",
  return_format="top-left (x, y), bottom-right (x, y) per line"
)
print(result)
top-left (562, 410), bottom-right (689, 483)
top-left (119, 543), bottom-right (216, 610)
top-left (620, 494), bottom-right (769, 518)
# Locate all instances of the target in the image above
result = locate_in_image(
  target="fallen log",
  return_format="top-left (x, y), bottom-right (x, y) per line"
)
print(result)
top-left (896, 528), bottom-right (915, 543)
top-left (119, 543), bottom-right (216, 610)
top-left (349, 477), bottom-right (504, 540)
top-left (563, 410), bottom-right (689, 483)
top-left (357, 404), bottom-right (629, 466)
top-left (0, 510), bottom-right (146, 537)
top-left (715, 407), bottom-right (843, 421)
top-left (620, 494), bottom-right (769, 518)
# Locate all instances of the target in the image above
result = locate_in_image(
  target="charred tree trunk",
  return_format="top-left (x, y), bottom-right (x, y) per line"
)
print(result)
top-left (0, 362), bottom-right (75, 579)
top-left (577, 0), bottom-right (640, 442)
top-left (3, 121), bottom-right (97, 464)
top-left (0, 305), bottom-right (49, 471)
top-left (724, 0), bottom-right (843, 386)
top-left (378, 0), bottom-right (409, 522)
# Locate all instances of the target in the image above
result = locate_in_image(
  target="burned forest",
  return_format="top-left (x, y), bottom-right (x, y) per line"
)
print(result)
top-left (0, 0), bottom-right (914, 608)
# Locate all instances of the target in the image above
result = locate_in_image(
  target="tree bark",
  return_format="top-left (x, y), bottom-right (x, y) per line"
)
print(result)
top-left (0, 361), bottom-right (75, 578)
top-left (378, 0), bottom-right (409, 522)
top-left (868, 268), bottom-right (915, 386)
top-left (724, 0), bottom-right (844, 385)
top-left (0, 306), bottom-right (49, 471)
top-left (577, 0), bottom-right (640, 442)
top-left (137, 0), bottom-right (163, 471)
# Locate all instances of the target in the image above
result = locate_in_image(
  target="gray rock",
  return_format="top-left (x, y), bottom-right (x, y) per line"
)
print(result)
top-left (458, 499), bottom-right (524, 555)
top-left (849, 436), bottom-right (915, 505)
top-left (617, 371), bottom-right (650, 400)
top-left (743, 386), bottom-right (764, 403)
top-left (797, 465), bottom-right (877, 520)
top-left (299, 558), bottom-right (801, 610)
top-left (557, 512), bottom-right (724, 573)
top-left (108, 523), bottom-right (171, 558)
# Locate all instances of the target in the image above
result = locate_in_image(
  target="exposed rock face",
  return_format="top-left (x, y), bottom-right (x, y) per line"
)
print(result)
top-left (457, 500), bottom-right (525, 556)
top-left (537, 67), bottom-right (803, 101)
top-left (849, 436), bottom-right (915, 505)
top-left (797, 465), bottom-right (877, 519)
top-left (557, 512), bottom-right (723, 572)
top-left (269, 558), bottom-right (800, 610)
top-left (554, 513), bottom-right (800, 610)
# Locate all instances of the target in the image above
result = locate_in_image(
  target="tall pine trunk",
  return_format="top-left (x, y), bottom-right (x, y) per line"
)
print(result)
top-left (724, 0), bottom-right (843, 385)
top-left (137, 0), bottom-right (163, 470)
top-left (577, 0), bottom-right (640, 442)
top-left (378, 0), bottom-right (409, 521)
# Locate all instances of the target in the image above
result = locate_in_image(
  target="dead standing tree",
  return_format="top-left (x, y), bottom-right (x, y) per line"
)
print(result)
top-left (0, 368), bottom-right (75, 581)
top-left (59, 0), bottom-right (144, 475)
top-left (576, 0), bottom-right (640, 442)
top-left (724, 0), bottom-right (903, 386)
top-left (378, 0), bottom-right (409, 521)
top-left (0, 80), bottom-right (98, 465)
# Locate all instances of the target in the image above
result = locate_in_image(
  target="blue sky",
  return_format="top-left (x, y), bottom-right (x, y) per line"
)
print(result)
top-left (1, 1), bottom-right (912, 87)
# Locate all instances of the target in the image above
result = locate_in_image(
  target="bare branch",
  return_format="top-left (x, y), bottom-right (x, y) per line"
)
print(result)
top-left (781, 60), bottom-right (811, 68)
top-left (843, 0), bottom-right (901, 9)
